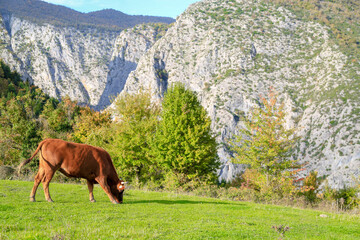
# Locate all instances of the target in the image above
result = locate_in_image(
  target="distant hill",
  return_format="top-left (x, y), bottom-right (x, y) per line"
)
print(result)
top-left (0, 0), bottom-right (175, 31)
top-left (87, 9), bottom-right (175, 30)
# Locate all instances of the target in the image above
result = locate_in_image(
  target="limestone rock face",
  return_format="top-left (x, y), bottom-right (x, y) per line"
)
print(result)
top-left (119, 0), bottom-right (360, 187)
top-left (99, 26), bottom-right (165, 108)
top-left (0, 14), bottom-right (164, 110)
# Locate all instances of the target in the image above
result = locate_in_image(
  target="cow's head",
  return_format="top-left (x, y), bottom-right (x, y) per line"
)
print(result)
top-left (115, 181), bottom-right (126, 203)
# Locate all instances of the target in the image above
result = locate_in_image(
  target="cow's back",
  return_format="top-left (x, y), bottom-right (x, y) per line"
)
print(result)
top-left (41, 139), bottom-right (112, 180)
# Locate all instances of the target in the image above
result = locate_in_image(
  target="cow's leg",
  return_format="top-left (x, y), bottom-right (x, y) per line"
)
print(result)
top-left (97, 177), bottom-right (119, 204)
top-left (42, 170), bottom-right (56, 202)
top-left (30, 168), bottom-right (45, 202)
top-left (87, 180), bottom-right (96, 202)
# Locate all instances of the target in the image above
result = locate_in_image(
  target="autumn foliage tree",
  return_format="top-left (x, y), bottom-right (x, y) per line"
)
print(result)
top-left (230, 87), bottom-right (300, 198)
top-left (231, 87), bottom-right (299, 176)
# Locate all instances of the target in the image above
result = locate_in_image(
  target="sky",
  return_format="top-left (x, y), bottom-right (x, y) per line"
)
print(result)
top-left (42, 0), bottom-right (200, 19)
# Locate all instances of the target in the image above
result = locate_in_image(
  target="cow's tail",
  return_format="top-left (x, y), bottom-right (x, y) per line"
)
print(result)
top-left (17, 140), bottom-right (46, 175)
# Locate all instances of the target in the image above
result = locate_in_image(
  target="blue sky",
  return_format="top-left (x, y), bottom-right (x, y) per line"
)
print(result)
top-left (42, 0), bottom-right (200, 19)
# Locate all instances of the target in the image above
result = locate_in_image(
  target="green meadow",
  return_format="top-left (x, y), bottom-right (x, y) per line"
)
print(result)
top-left (1, 180), bottom-right (359, 239)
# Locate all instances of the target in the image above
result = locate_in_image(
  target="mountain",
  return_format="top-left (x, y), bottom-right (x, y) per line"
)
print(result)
top-left (87, 9), bottom-right (174, 29)
top-left (1, 0), bottom-right (359, 187)
top-left (0, 0), bottom-right (172, 109)
top-left (116, 0), bottom-right (360, 187)
top-left (0, 0), bottom-right (174, 31)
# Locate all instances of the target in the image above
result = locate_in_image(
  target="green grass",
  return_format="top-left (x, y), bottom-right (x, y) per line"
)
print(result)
top-left (1, 180), bottom-right (359, 239)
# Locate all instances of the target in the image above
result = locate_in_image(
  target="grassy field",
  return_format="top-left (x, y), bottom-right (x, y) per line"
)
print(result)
top-left (1, 180), bottom-right (359, 239)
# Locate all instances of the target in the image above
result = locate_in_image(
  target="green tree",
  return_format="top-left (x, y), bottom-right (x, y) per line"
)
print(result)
top-left (0, 95), bottom-right (41, 165)
top-left (0, 66), bottom-right (9, 97)
top-left (230, 87), bottom-right (299, 176)
top-left (0, 61), bottom-right (82, 168)
top-left (92, 90), bottom-right (161, 185)
top-left (41, 96), bottom-right (80, 134)
top-left (153, 82), bottom-right (219, 184)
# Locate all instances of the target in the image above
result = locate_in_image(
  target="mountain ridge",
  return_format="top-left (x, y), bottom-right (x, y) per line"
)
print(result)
top-left (0, 0), bottom-right (174, 31)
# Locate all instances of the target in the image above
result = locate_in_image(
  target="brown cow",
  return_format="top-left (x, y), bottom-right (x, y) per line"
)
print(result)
top-left (18, 139), bottom-right (125, 204)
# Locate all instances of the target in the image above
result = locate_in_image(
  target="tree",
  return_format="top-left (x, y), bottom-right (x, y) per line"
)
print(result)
top-left (153, 82), bottom-right (219, 184)
top-left (0, 61), bottom-right (81, 168)
top-left (0, 67), bottom-right (9, 97)
top-left (41, 96), bottom-right (80, 134)
top-left (101, 90), bottom-right (161, 184)
top-left (71, 107), bottom-right (111, 143)
top-left (0, 96), bottom-right (41, 165)
top-left (230, 87), bottom-right (299, 176)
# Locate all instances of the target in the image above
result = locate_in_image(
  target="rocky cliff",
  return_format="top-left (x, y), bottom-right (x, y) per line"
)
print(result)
top-left (0, 12), bottom-right (169, 109)
top-left (119, 0), bottom-right (360, 187)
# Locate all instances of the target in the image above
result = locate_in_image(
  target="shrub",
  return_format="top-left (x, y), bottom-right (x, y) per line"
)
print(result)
top-left (236, 169), bottom-right (297, 202)
top-left (297, 171), bottom-right (321, 205)
top-left (324, 185), bottom-right (360, 210)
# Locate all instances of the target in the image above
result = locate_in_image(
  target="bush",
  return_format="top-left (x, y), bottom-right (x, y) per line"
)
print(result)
top-left (297, 171), bottom-right (321, 205)
top-left (231, 169), bottom-right (297, 202)
top-left (161, 171), bottom-right (216, 193)
top-left (324, 184), bottom-right (360, 210)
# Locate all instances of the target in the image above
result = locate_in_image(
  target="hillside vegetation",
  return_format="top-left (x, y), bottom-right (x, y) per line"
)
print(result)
top-left (0, 60), bottom-right (111, 166)
top-left (266, 0), bottom-right (360, 101)
top-left (1, 180), bottom-right (360, 239)
top-left (267, 0), bottom-right (360, 60)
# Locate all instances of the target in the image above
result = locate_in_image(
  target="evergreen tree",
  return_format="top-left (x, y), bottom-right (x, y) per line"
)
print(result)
top-left (153, 82), bottom-right (219, 183)
top-left (0, 66), bottom-right (8, 97)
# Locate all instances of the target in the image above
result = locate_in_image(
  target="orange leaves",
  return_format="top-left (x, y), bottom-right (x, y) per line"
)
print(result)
top-left (231, 86), bottom-right (299, 176)
top-left (71, 106), bottom-right (111, 143)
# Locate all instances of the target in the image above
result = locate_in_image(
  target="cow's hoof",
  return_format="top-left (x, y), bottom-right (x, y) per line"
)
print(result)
top-left (112, 200), bottom-right (119, 204)
top-left (47, 199), bottom-right (54, 203)
top-left (90, 199), bottom-right (96, 203)
top-left (30, 197), bottom-right (36, 202)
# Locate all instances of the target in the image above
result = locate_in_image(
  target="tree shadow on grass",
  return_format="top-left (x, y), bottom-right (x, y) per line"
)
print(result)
top-left (126, 199), bottom-right (248, 207)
